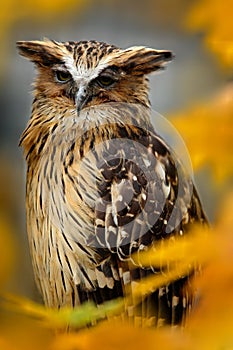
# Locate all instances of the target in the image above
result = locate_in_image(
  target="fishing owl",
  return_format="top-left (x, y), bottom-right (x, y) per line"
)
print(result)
top-left (17, 39), bottom-right (207, 327)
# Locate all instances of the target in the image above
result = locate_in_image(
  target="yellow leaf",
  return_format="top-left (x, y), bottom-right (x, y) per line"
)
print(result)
top-left (130, 226), bottom-right (211, 268)
top-left (1, 293), bottom-right (124, 329)
top-left (3, 192), bottom-right (233, 349)
top-left (51, 191), bottom-right (233, 349)
top-left (186, 192), bottom-right (233, 349)
top-left (0, 215), bottom-right (16, 287)
top-left (0, 314), bottom-right (52, 350)
top-left (170, 84), bottom-right (233, 183)
top-left (126, 226), bottom-right (211, 306)
top-left (186, 0), bottom-right (233, 69)
top-left (0, 337), bottom-right (14, 350)
top-left (51, 320), bottom-right (190, 350)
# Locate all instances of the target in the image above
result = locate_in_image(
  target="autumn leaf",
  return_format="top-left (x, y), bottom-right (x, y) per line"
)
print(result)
top-left (50, 192), bottom-right (233, 350)
top-left (186, 0), bottom-right (233, 70)
top-left (1, 294), bottom-right (124, 329)
top-left (50, 321), bottom-right (191, 350)
top-left (0, 216), bottom-right (16, 287)
top-left (2, 192), bottom-right (233, 349)
top-left (130, 226), bottom-right (211, 268)
top-left (185, 192), bottom-right (233, 349)
top-left (170, 84), bottom-right (233, 183)
top-left (0, 0), bottom-right (87, 25)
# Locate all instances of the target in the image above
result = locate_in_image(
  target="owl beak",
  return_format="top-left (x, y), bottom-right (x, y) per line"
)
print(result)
top-left (75, 86), bottom-right (90, 115)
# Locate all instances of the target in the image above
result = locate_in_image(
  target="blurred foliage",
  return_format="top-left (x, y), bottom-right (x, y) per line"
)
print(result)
top-left (1, 193), bottom-right (233, 349)
top-left (2, 294), bottom-right (124, 329)
top-left (1, 0), bottom-right (233, 349)
top-left (186, 192), bottom-right (233, 349)
top-left (171, 83), bottom-right (233, 183)
top-left (186, 0), bottom-right (233, 70)
top-left (0, 0), bottom-right (89, 76)
top-left (50, 193), bottom-right (233, 350)
top-left (172, 0), bottom-right (233, 187)
top-left (0, 0), bottom-right (87, 29)
top-left (0, 216), bottom-right (16, 288)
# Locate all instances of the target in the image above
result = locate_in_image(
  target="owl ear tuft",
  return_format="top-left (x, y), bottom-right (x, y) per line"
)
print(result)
top-left (117, 47), bottom-right (174, 75)
top-left (16, 40), bottom-right (64, 67)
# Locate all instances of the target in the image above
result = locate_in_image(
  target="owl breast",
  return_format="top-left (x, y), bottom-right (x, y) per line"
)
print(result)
top-left (26, 103), bottom-right (172, 305)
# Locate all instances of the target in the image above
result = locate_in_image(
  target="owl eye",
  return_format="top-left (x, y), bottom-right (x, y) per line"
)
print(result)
top-left (55, 70), bottom-right (72, 83)
top-left (96, 75), bottom-right (116, 87)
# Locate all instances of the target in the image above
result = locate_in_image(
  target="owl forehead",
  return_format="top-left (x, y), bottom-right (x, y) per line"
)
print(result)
top-left (62, 40), bottom-right (120, 81)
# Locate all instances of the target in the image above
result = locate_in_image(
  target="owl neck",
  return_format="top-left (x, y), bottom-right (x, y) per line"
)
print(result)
top-left (20, 94), bottom-right (152, 163)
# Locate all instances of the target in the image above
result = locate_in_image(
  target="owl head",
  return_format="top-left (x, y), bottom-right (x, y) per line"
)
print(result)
top-left (17, 39), bottom-right (173, 112)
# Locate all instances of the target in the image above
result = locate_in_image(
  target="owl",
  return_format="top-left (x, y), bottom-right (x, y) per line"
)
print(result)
top-left (17, 39), bottom-right (207, 327)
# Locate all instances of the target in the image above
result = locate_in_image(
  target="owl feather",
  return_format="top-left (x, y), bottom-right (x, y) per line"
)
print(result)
top-left (17, 39), bottom-right (207, 327)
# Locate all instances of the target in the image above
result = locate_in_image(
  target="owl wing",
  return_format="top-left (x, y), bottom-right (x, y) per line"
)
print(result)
top-left (82, 124), bottom-right (207, 325)
top-left (91, 125), bottom-right (206, 256)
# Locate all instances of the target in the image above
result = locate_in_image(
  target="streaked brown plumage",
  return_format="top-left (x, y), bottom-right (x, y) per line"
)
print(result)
top-left (17, 39), bottom-right (207, 327)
